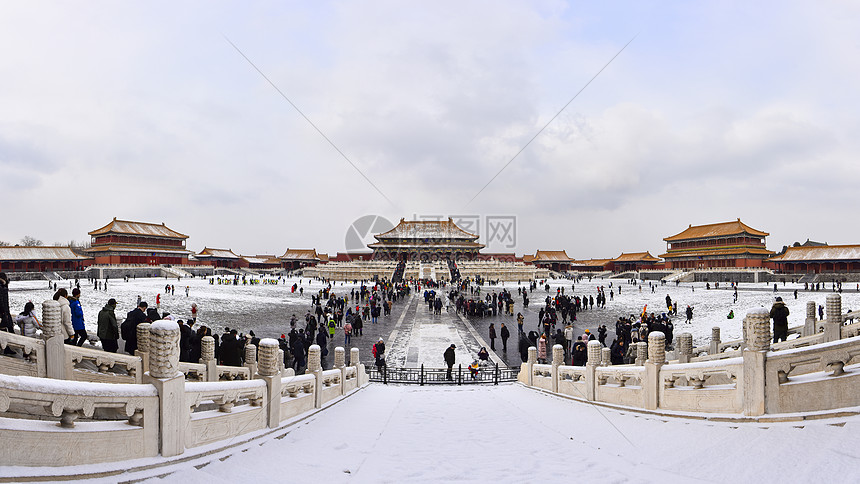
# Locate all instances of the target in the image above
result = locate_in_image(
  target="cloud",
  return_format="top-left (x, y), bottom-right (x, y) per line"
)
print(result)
top-left (0, 1), bottom-right (858, 258)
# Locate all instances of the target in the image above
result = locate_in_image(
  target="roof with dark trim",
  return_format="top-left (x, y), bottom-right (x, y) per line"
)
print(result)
top-left (768, 245), bottom-right (860, 262)
top-left (89, 218), bottom-right (188, 239)
top-left (664, 219), bottom-right (768, 242)
top-left (0, 246), bottom-right (92, 261)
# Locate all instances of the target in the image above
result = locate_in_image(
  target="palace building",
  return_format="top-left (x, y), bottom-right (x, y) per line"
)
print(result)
top-left (660, 219), bottom-right (774, 269)
top-left (607, 252), bottom-right (662, 272)
top-left (87, 218), bottom-right (191, 265)
top-left (767, 245), bottom-right (860, 274)
top-left (525, 250), bottom-right (573, 272)
top-left (0, 246), bottom-right (92, 272)
top-left (194, 248), bottom-right (248, 269)
top-left (368, 218), bottom-right (484, 261)
top-left (280, 249), bottom-right (323, 270)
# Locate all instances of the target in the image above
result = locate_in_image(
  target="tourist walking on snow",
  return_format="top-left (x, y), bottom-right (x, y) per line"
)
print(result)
top-left (69, 287), bottom-right (87, 346)
top-left (444, 344), bottom-right (456, 380)
top-left (97, 299), bottom-right (119, 352)
top-left (53, 289), bottom-right (75, 344)
top-left (770, 297), bottom-right (790, 343)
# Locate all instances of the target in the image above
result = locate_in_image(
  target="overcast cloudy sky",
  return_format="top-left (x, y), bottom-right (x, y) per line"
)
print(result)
top-left (2, 1), bottom-right (859, 258)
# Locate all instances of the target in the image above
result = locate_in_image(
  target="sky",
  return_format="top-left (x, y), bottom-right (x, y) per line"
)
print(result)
top-left (1, 1), bottom-right (859, 258)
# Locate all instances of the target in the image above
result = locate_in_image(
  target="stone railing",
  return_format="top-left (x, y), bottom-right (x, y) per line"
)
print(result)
top-left (0, 328), bottom-right (369, 467)
top-left (764, 336), bottom-right (860, 414)
top-left (65, 344), bottom-right (141, 384)
top-left (518, 299), bottom-right (860, 417)
top-left (0, 374), bottom-right (159, 466)
top-left (185, 379), bottom-right (268, 448)
top-left (0, 301), bottom-right (264, 387)
top-left (0, 331), bottom-right (46, 378)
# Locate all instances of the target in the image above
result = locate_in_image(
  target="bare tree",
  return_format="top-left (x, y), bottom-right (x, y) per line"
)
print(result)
top-left (0, 240), bottom-right (10, 247)
top-left (21, 236), bottom-right (43, 246)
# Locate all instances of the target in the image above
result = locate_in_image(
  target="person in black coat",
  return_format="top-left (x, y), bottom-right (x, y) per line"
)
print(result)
top-left (609, 338), bottom-right (625, 365)
top-left (572, 338), bottom-right (588, 366)
top-left (178, 320), bottom-right (193, 362)
top-left (444, 344), bottom-right (456, 380)
top-left (121, 302), bottom-right (148, 354)
top-left (0, 273), bottom-right (14, 333)
top-left (770, 297), bottom-right (790, 343)
top-left (518, 332), bottom-right (530, 363)
top-left (500, 323), bottom-right (510, 351)
top-left (219, 329), bottom-right (242, 366)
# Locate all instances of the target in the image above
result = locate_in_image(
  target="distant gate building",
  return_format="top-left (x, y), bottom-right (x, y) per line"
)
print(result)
top-left (87, 218), bottom-right (191, 265)
top-left (368, 218), bottom-right (484, 261)
top-left (660, 219), bottom-right (774, 269)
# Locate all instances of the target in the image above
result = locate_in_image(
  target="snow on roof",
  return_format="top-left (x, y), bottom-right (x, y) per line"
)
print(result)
top-left (533, 250), bottom-right (572, 262)
top-left (281, 249), bottom-right (320, 260)
top-left (242, 256), bottom-right (280, 265)
top-left (612, 252), bottom-right (661, 263)
top-left (664, 219), bottom-right (768, 241)
top-left (197, 248), bottom-right (241, 259)
top-left (0, 246), bottom-right (91, 261)
top-left (374, 218), bottom-right (480, 241)
top-left (571, 259), bottom-right (613, 267)
top-left (768, 245), bottom-right (860, 262)
top-left (88, 218), bottom-right (188, 239)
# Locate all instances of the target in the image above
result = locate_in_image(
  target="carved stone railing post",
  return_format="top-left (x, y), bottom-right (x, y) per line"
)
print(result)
top-left (136, 323), bottom-right (151, 375)
top-left (334, 347), bottom-right (346, 395)
top-left (601, 347), bottom-right (611, 367)
top-left (307, 345), bottom-right (322, 408)
top-left (822, 294), bottom-right (842, 342)
top-left (255, 338), bottom-right (281, 427)
top-left (551, 344), bottom-right (564, 393)
top-left (42, 300), bottom-right (65, 380)
top-left (644, 331), bottom-right (665, 410)
top-left (350, 347), bottom-right (363, 385)
top-left (710, 326), bottom-right (721, 355)
top-left (200, 335), bottom-right (217, 382)
top-left (525, 346), bottom-right (536, 387)
top-left (244, 343), bottom-right (257, 376)
top-left (143, 320), bottom-right (185, 457)
top-left (635, 341), bottom-right (648, 366)
top-left (585, 340), bottom-right (601, 401)
top-left (278, 348), bottom-right (287, 375)
top-left (742, 309), bottom-right (770, 416)
top-left (678, 333), bottom-right (693, 363)
top-left (334, 347), bottom-right (345, 368)
top-left (803, 301), bottom-right (817, 337)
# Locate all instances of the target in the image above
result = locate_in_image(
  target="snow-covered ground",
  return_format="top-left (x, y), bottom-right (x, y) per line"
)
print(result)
top-left (6, 276), bottom-right (370, 340)
top-left (468, 278), bottom-right (860, 346)
top-left (105, 384), bottom-right (859, 484)
top-left (8, 275), bottom-right (856, 348)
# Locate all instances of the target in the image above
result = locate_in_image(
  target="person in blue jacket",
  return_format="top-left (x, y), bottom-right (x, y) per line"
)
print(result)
top-left (69, 287), bottom-right (87, 346)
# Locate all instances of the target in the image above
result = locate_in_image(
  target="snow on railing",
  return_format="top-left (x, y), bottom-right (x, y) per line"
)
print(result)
top-left (519, 296), bottom-right (860, 417)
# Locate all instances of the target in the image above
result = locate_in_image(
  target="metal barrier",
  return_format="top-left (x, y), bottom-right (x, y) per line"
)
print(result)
top-left (368, 364), bottom-right (520, 385)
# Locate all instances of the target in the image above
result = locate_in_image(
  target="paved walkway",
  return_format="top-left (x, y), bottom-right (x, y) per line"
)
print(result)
top-left (385, 295), bottom-right (503, 368)
top-left (113, 384), bottom-right (860, 484)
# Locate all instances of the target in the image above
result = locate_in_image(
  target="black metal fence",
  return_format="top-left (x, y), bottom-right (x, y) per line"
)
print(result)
top-left (368, 364), bottom-right (520, 385)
